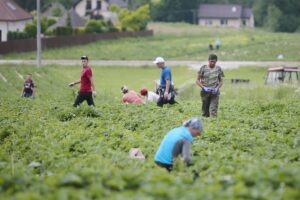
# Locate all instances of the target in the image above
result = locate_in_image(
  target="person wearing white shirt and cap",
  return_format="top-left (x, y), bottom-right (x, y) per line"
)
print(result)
top-left (140, 88), bottom-right (159, 103)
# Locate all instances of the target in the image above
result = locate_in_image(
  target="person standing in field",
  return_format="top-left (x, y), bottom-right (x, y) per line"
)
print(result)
top-left (153, 57), bottom-right (176, 107)
top-left (21, 73), bottom-right (35, 99)
top-left (154, 118), bottom-right (203, 172)
top-left (121, 86), bottom-right (144, 104)
top-left (196, 54), bottom-right (224, 117)
top-left (69, 56), bottom-right (96, 107)
top-left (215, 38), bottom-right (221, 50)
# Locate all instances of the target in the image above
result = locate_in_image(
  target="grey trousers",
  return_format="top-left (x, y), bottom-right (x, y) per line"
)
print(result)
top-left (200, 90), bottom-right (219, 117)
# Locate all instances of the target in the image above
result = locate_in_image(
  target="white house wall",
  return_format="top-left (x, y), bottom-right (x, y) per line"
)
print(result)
top-left (75, 0), bottom-right (109, 17)
top-left (199, 18), bottom-right (254, 28)
top-left (0, 19), bottom-right (31, 42)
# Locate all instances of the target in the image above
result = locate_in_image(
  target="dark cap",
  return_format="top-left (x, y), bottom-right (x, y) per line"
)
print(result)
top-left (81, 56), bottom-right (88, 60)
top-left (208, 54), bottom-right (218, 61)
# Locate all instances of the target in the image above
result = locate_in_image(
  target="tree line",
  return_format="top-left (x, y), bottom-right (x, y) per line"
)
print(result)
top-left (150, 0), bottom-right (300, 32)
top-left (15, 0), bottom-right (300, 32)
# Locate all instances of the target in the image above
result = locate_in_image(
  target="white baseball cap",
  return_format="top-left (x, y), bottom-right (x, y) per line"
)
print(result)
top-left (153, 57), bottom-right (165, 64)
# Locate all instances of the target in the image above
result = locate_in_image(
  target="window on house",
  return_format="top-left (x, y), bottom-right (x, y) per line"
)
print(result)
top-left (205, 20), bottom-right (213, 25)
top-left (0, 30), bottom-right (2, 42)
top-left (242, 19), bottom-right (247, 26)
top-left (220, 19), bottom-right (228, 25)
top-left (86, 0), bottom-right (92, 10)
top-left (97, 0), bottom-right (101, 10)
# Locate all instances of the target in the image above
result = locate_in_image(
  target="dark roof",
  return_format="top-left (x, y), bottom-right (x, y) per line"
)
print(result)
top-left (242, 8), bottom-right (253, 19)
top-left (50, 9), bottom-right (86, 29)
top-left (198, 4), bottom-right (252, 19)
top-left (0, 0), bottom-right (32, 21)
top-left (69, 9), bottom-right (86, 27)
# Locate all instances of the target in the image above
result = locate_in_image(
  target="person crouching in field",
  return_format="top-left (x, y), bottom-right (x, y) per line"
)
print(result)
top-left (154, 118), bottom-right (203, 172)
top-left (21, 73), bottom-right (35, 99)
top-left (140, 88), bottom-right (159, 103)
top-left (196, 54), bottom-right (224, 117)
top-left (69, 56), bottom-right (96, 107)
top-left (121, 86), bottom-right (144, 104)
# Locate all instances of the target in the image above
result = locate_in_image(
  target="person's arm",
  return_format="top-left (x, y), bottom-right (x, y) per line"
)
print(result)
top-left (218, 68), bottom-right (224, 89)
top-left (31, 82), bottom-right (36, 98)
top-left (69, 80), bottom-right (81, 87)
top-left (182, 140), bottom-right (192, 164)
top-left (164, 80), bottom-right (171, 99)
top-left (214, 67), bottom-right (224, 92)
top-left (196, 67), bottom-right (205, 89)
top-left (90, 77), bottom-right (96, 97)
top-left (196, 74), bottom-right (204, 89)
top-left (32, 87), bottom-right (36, 98)
top-left (217, 79), bottom-right (223, 90)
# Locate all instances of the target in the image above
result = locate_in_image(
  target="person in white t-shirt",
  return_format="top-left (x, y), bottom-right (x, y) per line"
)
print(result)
top-left (140, 88), bottom-right (159, 103)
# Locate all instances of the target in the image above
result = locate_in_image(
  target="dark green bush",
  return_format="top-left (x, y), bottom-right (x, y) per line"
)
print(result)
top-left (53, 27), bottom-right (73, 36)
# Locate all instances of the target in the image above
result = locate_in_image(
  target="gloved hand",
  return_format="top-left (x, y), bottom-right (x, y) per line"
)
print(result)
top-left (212, 87), bottom-right (219, 94)
top-left (203, 87), bottom-right (210, 92)
top-left (69, 82), bottom-right (75, 87)
top-left (92, 91), bottom-right (97, 97)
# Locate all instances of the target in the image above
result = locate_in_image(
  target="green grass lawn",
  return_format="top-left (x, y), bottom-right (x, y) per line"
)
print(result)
top-left (0, 65), bottom-right (299, 199)
top-left (2, 23), bottom-right (300, 61)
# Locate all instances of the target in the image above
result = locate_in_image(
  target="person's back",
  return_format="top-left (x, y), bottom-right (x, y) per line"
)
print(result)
top-left (24, 79), bottom-right (34, 94)
top-left (123, 90), bottom-right (143, 104)
top-left (155, 126), bottom-right (193, 165)
top-left (147, 91), bottom-right (159, 102)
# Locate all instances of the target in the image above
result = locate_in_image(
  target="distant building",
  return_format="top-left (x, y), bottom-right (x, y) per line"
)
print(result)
top-left (49, 9), bottom-right (86, 30)
top-left (73, 0), bottom-right (128, 21)
top-left (198, 4), bottom-right (254, 28)
top-left (0, 0), bottom-right (33, 41)
top-left (42, 2), bottom-right (66, 18)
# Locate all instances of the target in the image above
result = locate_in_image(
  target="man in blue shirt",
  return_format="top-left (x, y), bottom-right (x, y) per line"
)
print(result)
top-left (153, 57), bottom-right (176, 107)
top-left (155, 118), bottom-right (203, 171)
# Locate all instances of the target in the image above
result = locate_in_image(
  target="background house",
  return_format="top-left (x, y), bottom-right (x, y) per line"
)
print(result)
top-left (74, 0), bottom-right (128, 21)
top-left (0, 0), bottom-right (32, 41)
top-left (49, 9), bottom-right (86, 30)
top-left (42, 2), bottom-right (66, 18)
top-left (198, 4), bottom-right (254, 28)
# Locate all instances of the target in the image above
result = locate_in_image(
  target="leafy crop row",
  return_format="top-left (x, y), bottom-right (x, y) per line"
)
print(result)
top-left (0, 65), bottom-right (299, 199)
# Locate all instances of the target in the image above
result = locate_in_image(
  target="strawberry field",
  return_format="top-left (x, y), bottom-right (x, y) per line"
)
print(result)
top-left (0, 65), bottom-right (299, 200)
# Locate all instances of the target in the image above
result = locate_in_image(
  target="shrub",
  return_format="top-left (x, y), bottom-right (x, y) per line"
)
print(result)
top-left (113, 5), bottom-right (150, 31)
top-left (85, 20), bottom-right (108, 33)
top-left (53, 27), bottom-right (73, 36)
top-left (52, 7), bottom-right (63, 17)
top-left (24, 23), bottom-right (37, 38)
top-left (73, 27), bottom-right (86, 35)
top-left (24, 17), bottom-right (56, 38)
top-left (7, 31), bottom-right (29, 40)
